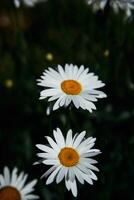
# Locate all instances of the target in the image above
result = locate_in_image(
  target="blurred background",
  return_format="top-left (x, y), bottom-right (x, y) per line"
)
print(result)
top-left (0, 0), bottom-right (134, 199)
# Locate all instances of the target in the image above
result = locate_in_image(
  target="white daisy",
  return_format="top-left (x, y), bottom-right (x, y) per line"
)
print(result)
top-left (36, 128), bottom-right (101, 197)
top-left (14, 0), bottom-right (47, 7)
top-left (37, 64), bottom-right (107, 113)
top-left (87, 0), bottom-right (108, 11)
top-left (0, 167), bottom-right (39, 200)
top-left (87, 0), bottom-right (134, 17)
top-left (111, 0), bottom-right (134, 17)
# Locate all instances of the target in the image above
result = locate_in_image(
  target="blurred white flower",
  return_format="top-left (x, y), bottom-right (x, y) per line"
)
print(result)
top-left (14, 0), bottom-right (47, 7)
top-left (111, 0), bottom-right (134, 17)
top-left (36, 128), bottom-right (101, 197)
top-left (0, 166), bottom-right (39, 200)
top-left (87, 0), bottom-right (134, 17)
top-left (87, 0), bottom-right (108, 10)
top-left (37, 64), bottom-right (106, 113)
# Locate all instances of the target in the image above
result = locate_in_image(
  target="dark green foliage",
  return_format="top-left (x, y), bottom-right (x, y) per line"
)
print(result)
top-left (0, 0), bottom-right (134, 199)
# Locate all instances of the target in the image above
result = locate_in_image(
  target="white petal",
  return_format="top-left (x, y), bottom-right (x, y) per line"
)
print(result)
top-left (88, 170), bottom-right (98, 181)
top-left (80, 157), bottom-right (98, 164)
top-left (77, 96), bottom-right (96, 112)
top-left (76, 65), bottom-right (84, 79)
top-left (0, 175), bottom-right (6, 186)
top-left (40, 89), bottom-right (60, 98)
top-left (45, 136), bottom-right (60, 151)
top-left (82, 151), bottom-right (101, 157)
top-left (48, 94), bottom-right (61, 102)
top-left (59, 96), bottom-right (66, 107)
top-left (36, 144), bottom-right (55, 154)
top-left (65, 96), bottom-right (71, 106)
top-left (68, 168), bottom-right (75, 182)
top-left (73, 167), bottom-right (84, 184)
top-left (17, 174), bottom-right (28, 190)
top-left (53, 96), bottom-right (64, 110)
top-left (77, 163), bottom-right (98, 181)
top-left (73, 131), bottom-right (86, 148)
top-left (70, 179), bottom-right (77, 197)
top-left (65, 64), bottom-right (72, 78)
top-left (24, 194), bottom-right (39, 199)
top-left (65, 179), bottom-right (78, 197)
top-left (43, 159), bottom-right (59, 165)
top-left (3, 167), bottom-right (10, 185)
top-left (48, 67), bottom-right (62, 80)
top-left (66, 129), bottom-right (73, 147)
top-left (14, 0), bottom-right (20, 7)
top-left (77, 137), bottom-right (96, 152)
top-left (11, 168), bottom-right (18, 186)
top-left (82, 174), bottom-right (93, 185)
top-left (78, 68), bottom-right (89, 80)
top-left (89, 90), bottom-right (107, 98)
top-left (58, 65), bottom-right (66, 79)
top-left (78, 143), bottom-right (96, 155)
top-left (46, 166), bottom-right (61, 185)
top-left (72, 96), bottom-right (80, 109)
top-left (81, 93), bottom-right (98, 102)
top-left (81, 149), bottom-right (101, 157)
top-left (37, 152), bottom-right (56, 159)
top-left (76, 164), bottom-right (89, 174)
top-left (72, 65), bottom-right (79, 79)
top-left (41, 166), bottom-right (57, 179)
top-left (15, 172), bottom-right (24, 186)
top-left (100, 0), bottom-right (107, 9)
top-left (21, 180), bottom-right (37, 195)
top-left (53, 128), bottom-right (65, 148)
top-left (65, 179), bottom-right (71, 191)
top-left (87, 164), bottom-right (99, 172)
top-left (56, 167), bottom-right (66, 184)
top-left (44, 68), bottom-right (61, 80)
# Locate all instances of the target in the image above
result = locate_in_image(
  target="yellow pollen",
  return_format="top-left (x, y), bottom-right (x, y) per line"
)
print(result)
top-left (0, 186), bottom-right (21, 200)
top-left (58, 147), bottom-right (79, 167)
top-left (61, 80), bottom-right (82, 95)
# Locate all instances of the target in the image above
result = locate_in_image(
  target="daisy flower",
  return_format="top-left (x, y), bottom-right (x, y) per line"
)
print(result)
top-left (87, 0), bottom-right (108, 11)
top-left (37, 64), bottom-right (107, 113)
top-left (87, 0), bottom-right (134, 17)
top-left (111, 0), bottom-right (134, 17)
top-left (36, 128), bottom-right (101, 197)
top-left (14, 0), bottom-right (47, 7)
top-left (0, 167), bottom-right (39, 200)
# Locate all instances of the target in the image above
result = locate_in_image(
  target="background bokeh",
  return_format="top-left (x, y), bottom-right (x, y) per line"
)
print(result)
top-left (0, 0), bottom-right (134, 199)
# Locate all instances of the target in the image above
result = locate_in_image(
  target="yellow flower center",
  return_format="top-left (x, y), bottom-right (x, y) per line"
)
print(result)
top-left (58, 147), bottom-right (79, 167)
top-left (0, 186), bottom-right (21, 200)
top-left (61, 80), bottom-right (82, 95)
